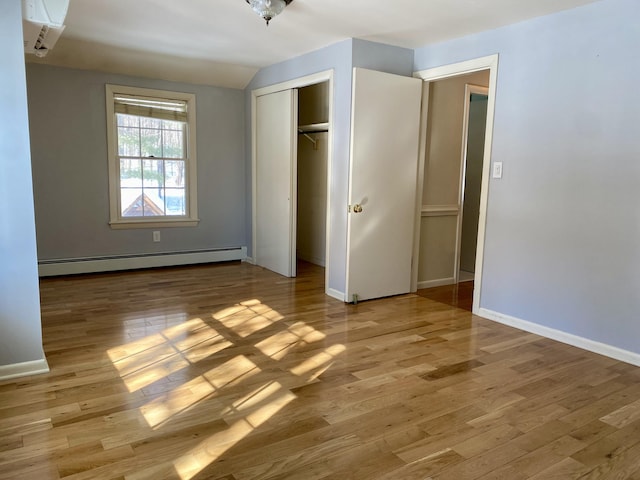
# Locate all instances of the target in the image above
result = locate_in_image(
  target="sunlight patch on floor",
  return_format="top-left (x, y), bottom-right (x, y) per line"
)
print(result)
top-left (172, 383), bottom-right (296, 480)
top-left (140, 355), bottom-right (260, 428)
top-left (106, 299), bottom-right (345, 479)
top-left (108, 318), bottom-right (231, 392)
top-left (212, 299), bottom-right (284, 338)
top-left (255, 321), bottom-right (326, 360)
top-left (290, 344), bottom-right (346, 380)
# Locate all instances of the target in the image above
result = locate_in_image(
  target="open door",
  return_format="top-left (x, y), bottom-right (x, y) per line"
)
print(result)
top-left (345, 68), bottom-right (422, 302)
top-left (254, 89), bottom-right (298, 277)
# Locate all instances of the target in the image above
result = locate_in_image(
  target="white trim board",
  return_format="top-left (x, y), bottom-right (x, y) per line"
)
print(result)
top-left (326, 288), bottom-right (345, 302)
top-left (417, 277), bottom-right (456, 289)
top-left (0, 358), bottom-right (49, 382)
top-left (39, 247), bottom-right (247, 277)
top-left (421, 205), bottom-right (460, 217)
top-left (479, 308), bottom-right (640, 367)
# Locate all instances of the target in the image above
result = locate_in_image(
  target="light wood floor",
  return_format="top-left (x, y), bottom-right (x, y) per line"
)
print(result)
top-left (417, 281), bottom-right (474, 312)
top-left (2, 261), bottom-right (640, 479)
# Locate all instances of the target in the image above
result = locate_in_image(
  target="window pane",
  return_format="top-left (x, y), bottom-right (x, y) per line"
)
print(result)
top-left (117, 114), bottom-right (139, 128)
top-left (162, 119), bottom-right (183, 131)
top-left (139, 117), bottom-right (163, 129)
top-left (121, 188), bottom-right (143, 217)
top-left (140, 128), bottom-right (162, 157)
top-left (142, 189), bottom-right (165, 216)
top-left (165, 160), bottom-right (185, 188)
top-left (120, 159), bottom-right (142, 188)
top-left (117, 127), bottom-right (140, 156)
top-left (165, 188), bottom-right (186, 215)
top-left (162, 130), bottom-right (184, 158)
top-left (143, 159), bottom-right (164, 188)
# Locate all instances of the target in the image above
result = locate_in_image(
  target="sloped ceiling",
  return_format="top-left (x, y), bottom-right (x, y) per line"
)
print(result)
top-left (26, 0), bottom-right (602, 89)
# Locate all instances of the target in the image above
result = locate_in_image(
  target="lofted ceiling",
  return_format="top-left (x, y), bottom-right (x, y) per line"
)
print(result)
top-left (27, 0), bottom-right (602, 89)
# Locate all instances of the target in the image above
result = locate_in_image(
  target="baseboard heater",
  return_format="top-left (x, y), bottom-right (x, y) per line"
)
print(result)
top-left (38, 246), bottom-right (247, 277)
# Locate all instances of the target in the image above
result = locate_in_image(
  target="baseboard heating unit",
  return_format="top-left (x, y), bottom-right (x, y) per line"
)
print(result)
top-left (38, 246), bottom-right (247, 277)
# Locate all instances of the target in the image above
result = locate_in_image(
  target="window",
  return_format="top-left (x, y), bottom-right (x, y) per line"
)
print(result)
top-left (106, 85), bottom-right (198, 228)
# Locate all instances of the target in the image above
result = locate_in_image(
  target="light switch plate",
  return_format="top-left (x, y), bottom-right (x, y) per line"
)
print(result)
top-left (492, 162), bottom-right (503, 179)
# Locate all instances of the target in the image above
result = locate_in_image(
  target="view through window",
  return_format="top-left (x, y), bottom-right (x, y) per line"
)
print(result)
top-left (117, 108), bottom-right (186, 217)
top-left (106, 85), bottom-right (198, 228)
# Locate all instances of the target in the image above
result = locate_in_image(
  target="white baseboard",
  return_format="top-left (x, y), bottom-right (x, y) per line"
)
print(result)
top-left (478, 308), bottom-right (640, 367)
top-left (327, 288), bottom-right (345, 302)
top-left (0, 358), bottom-right (49, 381)
top-left (418, 277), bottom-right (456, 289)
top-left (243, 257), bottom-right (255, 265)
top-left (38, 247), bottom-right (247, 277)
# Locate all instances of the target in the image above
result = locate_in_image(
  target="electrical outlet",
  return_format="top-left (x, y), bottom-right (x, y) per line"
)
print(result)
top-left (492, 162), bottom-right (503, 179)
top-left (153, 231), bottom-right (161, 242)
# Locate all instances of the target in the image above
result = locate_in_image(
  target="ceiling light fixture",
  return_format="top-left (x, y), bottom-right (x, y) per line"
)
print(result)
top-left (246, 0), bottom-right (293, 26)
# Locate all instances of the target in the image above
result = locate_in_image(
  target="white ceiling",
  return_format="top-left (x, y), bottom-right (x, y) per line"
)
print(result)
top-left (29, 0), bottom-right (601, 89)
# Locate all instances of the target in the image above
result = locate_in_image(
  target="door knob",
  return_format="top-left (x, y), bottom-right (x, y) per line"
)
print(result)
top-left (352, 204), bottom-right (363, 213)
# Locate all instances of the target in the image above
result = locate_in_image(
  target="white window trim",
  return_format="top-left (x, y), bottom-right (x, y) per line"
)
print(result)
top-left (105, 84), bottom-right (199, 229)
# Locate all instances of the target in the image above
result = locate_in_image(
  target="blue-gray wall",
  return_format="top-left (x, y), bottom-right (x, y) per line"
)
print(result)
top-left (245, 38), bottom-right (414, 295)
top-left (26, 64), bottom-right (246, 260)
top-left (415, 0), bottom-right (640, 353)
top-left (0, 0), bottom-right (45, 366)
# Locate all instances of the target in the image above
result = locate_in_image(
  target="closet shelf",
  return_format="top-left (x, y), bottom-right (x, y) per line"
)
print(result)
top-left (298, 122), bottom-right (329, 133)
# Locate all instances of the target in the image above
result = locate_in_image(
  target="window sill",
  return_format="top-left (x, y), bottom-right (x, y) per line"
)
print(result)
top-left (109, 218), bottom-right (200, 229)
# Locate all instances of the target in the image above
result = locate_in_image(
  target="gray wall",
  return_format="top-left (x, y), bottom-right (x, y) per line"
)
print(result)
top-left (415, 0), bottom-right (640, 353)
top-left (27, 64), bottom-right (246, 260)
top-left (246, 38), bottom-right (414, 295)
top-left (0, 0), bottom-right (45, 366)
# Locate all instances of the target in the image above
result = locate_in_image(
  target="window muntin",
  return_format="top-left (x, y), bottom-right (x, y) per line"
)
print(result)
top-left (117, 114), bottom-right (186, 217)
top-left (106, 85), bottom-right (198, 228)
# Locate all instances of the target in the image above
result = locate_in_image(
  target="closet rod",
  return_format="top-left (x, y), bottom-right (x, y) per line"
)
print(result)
top-left (298, 122), bottom-right (329, 133)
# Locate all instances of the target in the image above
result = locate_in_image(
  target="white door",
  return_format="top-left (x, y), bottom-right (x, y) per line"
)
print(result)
top-left (345, 68), bottom-right (423, 302)
top-left (254, 89), bottom-right (298, 277)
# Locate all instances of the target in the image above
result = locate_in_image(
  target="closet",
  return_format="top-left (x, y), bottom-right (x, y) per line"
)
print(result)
top-left (296, 81), bottom-right (329, 268)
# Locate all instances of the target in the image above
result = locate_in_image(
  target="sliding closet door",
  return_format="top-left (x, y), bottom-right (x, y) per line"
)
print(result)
top-left (254, 89), bottom-right (298, 277)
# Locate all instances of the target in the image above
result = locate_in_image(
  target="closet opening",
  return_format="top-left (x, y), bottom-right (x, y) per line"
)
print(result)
top-left (296, 81), bottom-right (330, 276)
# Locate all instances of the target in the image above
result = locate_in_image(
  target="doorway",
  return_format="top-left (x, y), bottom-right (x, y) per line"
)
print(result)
top-left (296, 82), bottom-right (329, 270)
top-left (413, 54), bottom-right (499, 314)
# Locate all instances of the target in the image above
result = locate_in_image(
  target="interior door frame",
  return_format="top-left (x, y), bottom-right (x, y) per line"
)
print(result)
top-left (455, 84), bottom-right (489, 283)
top-left (250, 70), bottom-right (334, 291)
top-left (413, 54), bottom-right (499, 315)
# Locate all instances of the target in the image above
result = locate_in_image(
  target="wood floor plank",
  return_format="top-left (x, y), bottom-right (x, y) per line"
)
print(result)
top-left (0, 261), bottom-right (638, 479)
